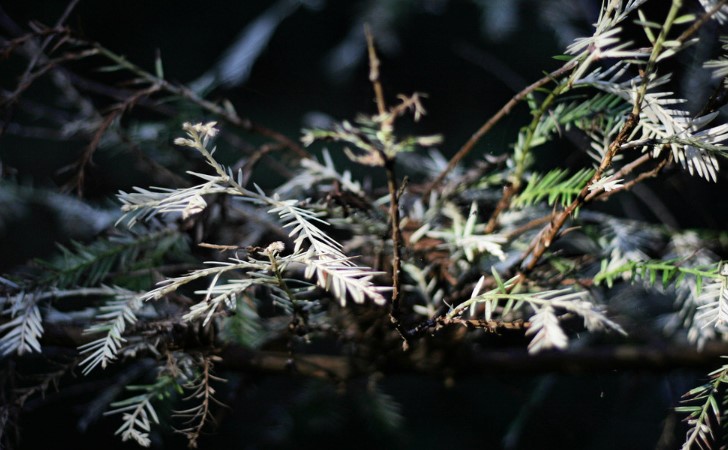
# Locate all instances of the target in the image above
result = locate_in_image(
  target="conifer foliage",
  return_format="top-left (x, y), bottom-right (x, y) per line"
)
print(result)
top-left (3, 0), bottom-right (728, 448)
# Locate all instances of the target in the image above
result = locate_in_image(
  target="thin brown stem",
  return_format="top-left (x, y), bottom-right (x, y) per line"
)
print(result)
top-left (385, 159), bottom-right (405, 341)
top-left (3, 0), bottom-right (78, 100)
top-left (365, 25), bottom-right (386, 117)
top-left (0, 0), bottom-right (79, 135)
top-left (675, 0), bottom-right (728, 44)
top-left (423, 59), bottom-right (579, 199)
top-left (365, 27), bottom-right (408, 347)
top-left (484, 183), bottom-right (516, 234)
top-left (89, 42), bottom-right (311, 160)
top-left (520, 112), bottom-right (640, 273)
top-left (67, 83), bottom-right (162, 195)
top-left (584, 152), bottom-right (666, 203)
top-left (605, 156), bottom-right (669, 196)
top-left (503, 215), bottom-right (553, 241)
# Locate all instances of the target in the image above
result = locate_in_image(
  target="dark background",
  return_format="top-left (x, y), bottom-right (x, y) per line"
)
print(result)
top-left (1, 0), bottom-right (726, 448)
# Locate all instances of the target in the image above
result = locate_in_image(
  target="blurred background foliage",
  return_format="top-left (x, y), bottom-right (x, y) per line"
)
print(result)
top-left (1, 0), bottom-right (726, 448)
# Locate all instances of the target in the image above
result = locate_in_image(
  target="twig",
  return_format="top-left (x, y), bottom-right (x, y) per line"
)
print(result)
top-left (0, 20), bottom-right (191, 190)
top-left (675, 0), bottom-right (728, 44)
top-left (385, 159), bottom-right (405, 339)
top-left (0, 0), bottom-right (79, 135)
top-left (504, 215), bottom-right (553, 241)
top-left (423, 59), bottom-right (579, 199)
top-left (428, 0), bottom-right (727, 223)
top-left (484, 183), bottom-right (516, 233)
top-left (364, 26), bottom-right (408, 348)
top-left (519, 0), bottom-right (691, 274)
top-left (586, 153), bottom-right (669, 203)
top-left (2, 0), bottom-right (78, 101)
top-left (365, 25), bottom-right (386, 117)
top-left (88, 42), bottom-right (311, 160)
top-left (520, 112), bottom-right (640, 273)
top-left (66, 83), bottom-right (162, 195)
top-left (174, 355), bottom-right (224, 448)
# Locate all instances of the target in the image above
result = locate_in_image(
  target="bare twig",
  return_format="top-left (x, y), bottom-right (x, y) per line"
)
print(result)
top-left (65, 84), bottom-right (162, 195)
top-left (87, 42), bottom-right (311, 160)
top-left (365, 25), bottom-right (386, 117)
top-left (0, 0), bottom-right (79, 135)
top-left (1, 0), bottom-right (79, 102)
top-left (363, 26), bottom-right (409, 348)
top-left (675, 0), bottom-right (728, 44)
top-left (385, 159), bottom-right (405, 339)
top-left (484, 183), bottom-right (516, 233)
top-left (423, 59), bottom-right (579, 199)
top-left (174, 355), bottom-right (225, 448)
top-left (586, 152), bottom-right (669, 203)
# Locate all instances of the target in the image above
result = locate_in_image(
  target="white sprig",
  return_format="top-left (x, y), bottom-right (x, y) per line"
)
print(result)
top-left (304, 253), bottom-right (388, 306)
top-left (0, 292), bottom-right (43, 355)
top-left (276, 149), bottom-right (363, 196)
top-left (694, 263), bottom-right (728, 333)
top-left (427, 202), bottom-right (507, 263)
top-left (78, 292), bottom-right (144, 375)
top-left (699, 0), bottom-right (728, 24)
top-left (266, 192), bottom-right (387, 306)
top-left (526, 305), bottom-right (568, 354)
top-left (566, 0), bottom-right (649, 81)
top-left (116, 173), bottom-right (242, 227)
top-left (185, 277), bottom-right (271, 325)
top-left (588, 175), bottom-right (624, 192)
top-left (118, 121), bottom-right (387, 319)
top-left (578, 69), bottom-right (728, 182)
top-left (105, 379), bottom-right (171, 447)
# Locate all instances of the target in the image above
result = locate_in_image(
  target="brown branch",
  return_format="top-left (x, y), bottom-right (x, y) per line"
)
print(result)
top-left (385, 159), bottom-right (406, 344)
top-left (174, 355), bottom-right (224, 448)
top-left (0, 0), bottom-right (79, 135)
top-left (84, 41), bottom-right (310, 160)
top-left (587, 153), bottom-right (670, 203)
top-left (219, 347), bottom-right (354, 380)
top-left (364, 25), bottom-right (386, 117)
top-left (675, 0), bottom-right (728, 44)
top-left (61, 70), bottom-right (178, 116)
top-left (504, 215), bottom-right (553, 241)
top-left (517, 0), bottom-right (698, 272)
top-left (611, 157), bottom-right (669, 193)
top-left (219, 341), bottom-right (728, 376)
top-left (582, 0), bottom-right (728, 206)
top-left (35, 319), bottom-right (728, 378)
top-left (423, 59), bottom-right (579, 199)
top-left (364, 30), bottom-right (409, 348)
top-left (3, 47), bottom-right (97, 100)
top-left (457, 0), bottom-right (728, 270)
top-left (2, 0), bottom-right (78, 100)
top-left (65, 83), bottom-right (162, 195)
top-left (520, 112), bottom-right (640, 273)
top-left (0, 20), bottom-right (194, 191)
top-left (484, 183), bottom-right (516, 234)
